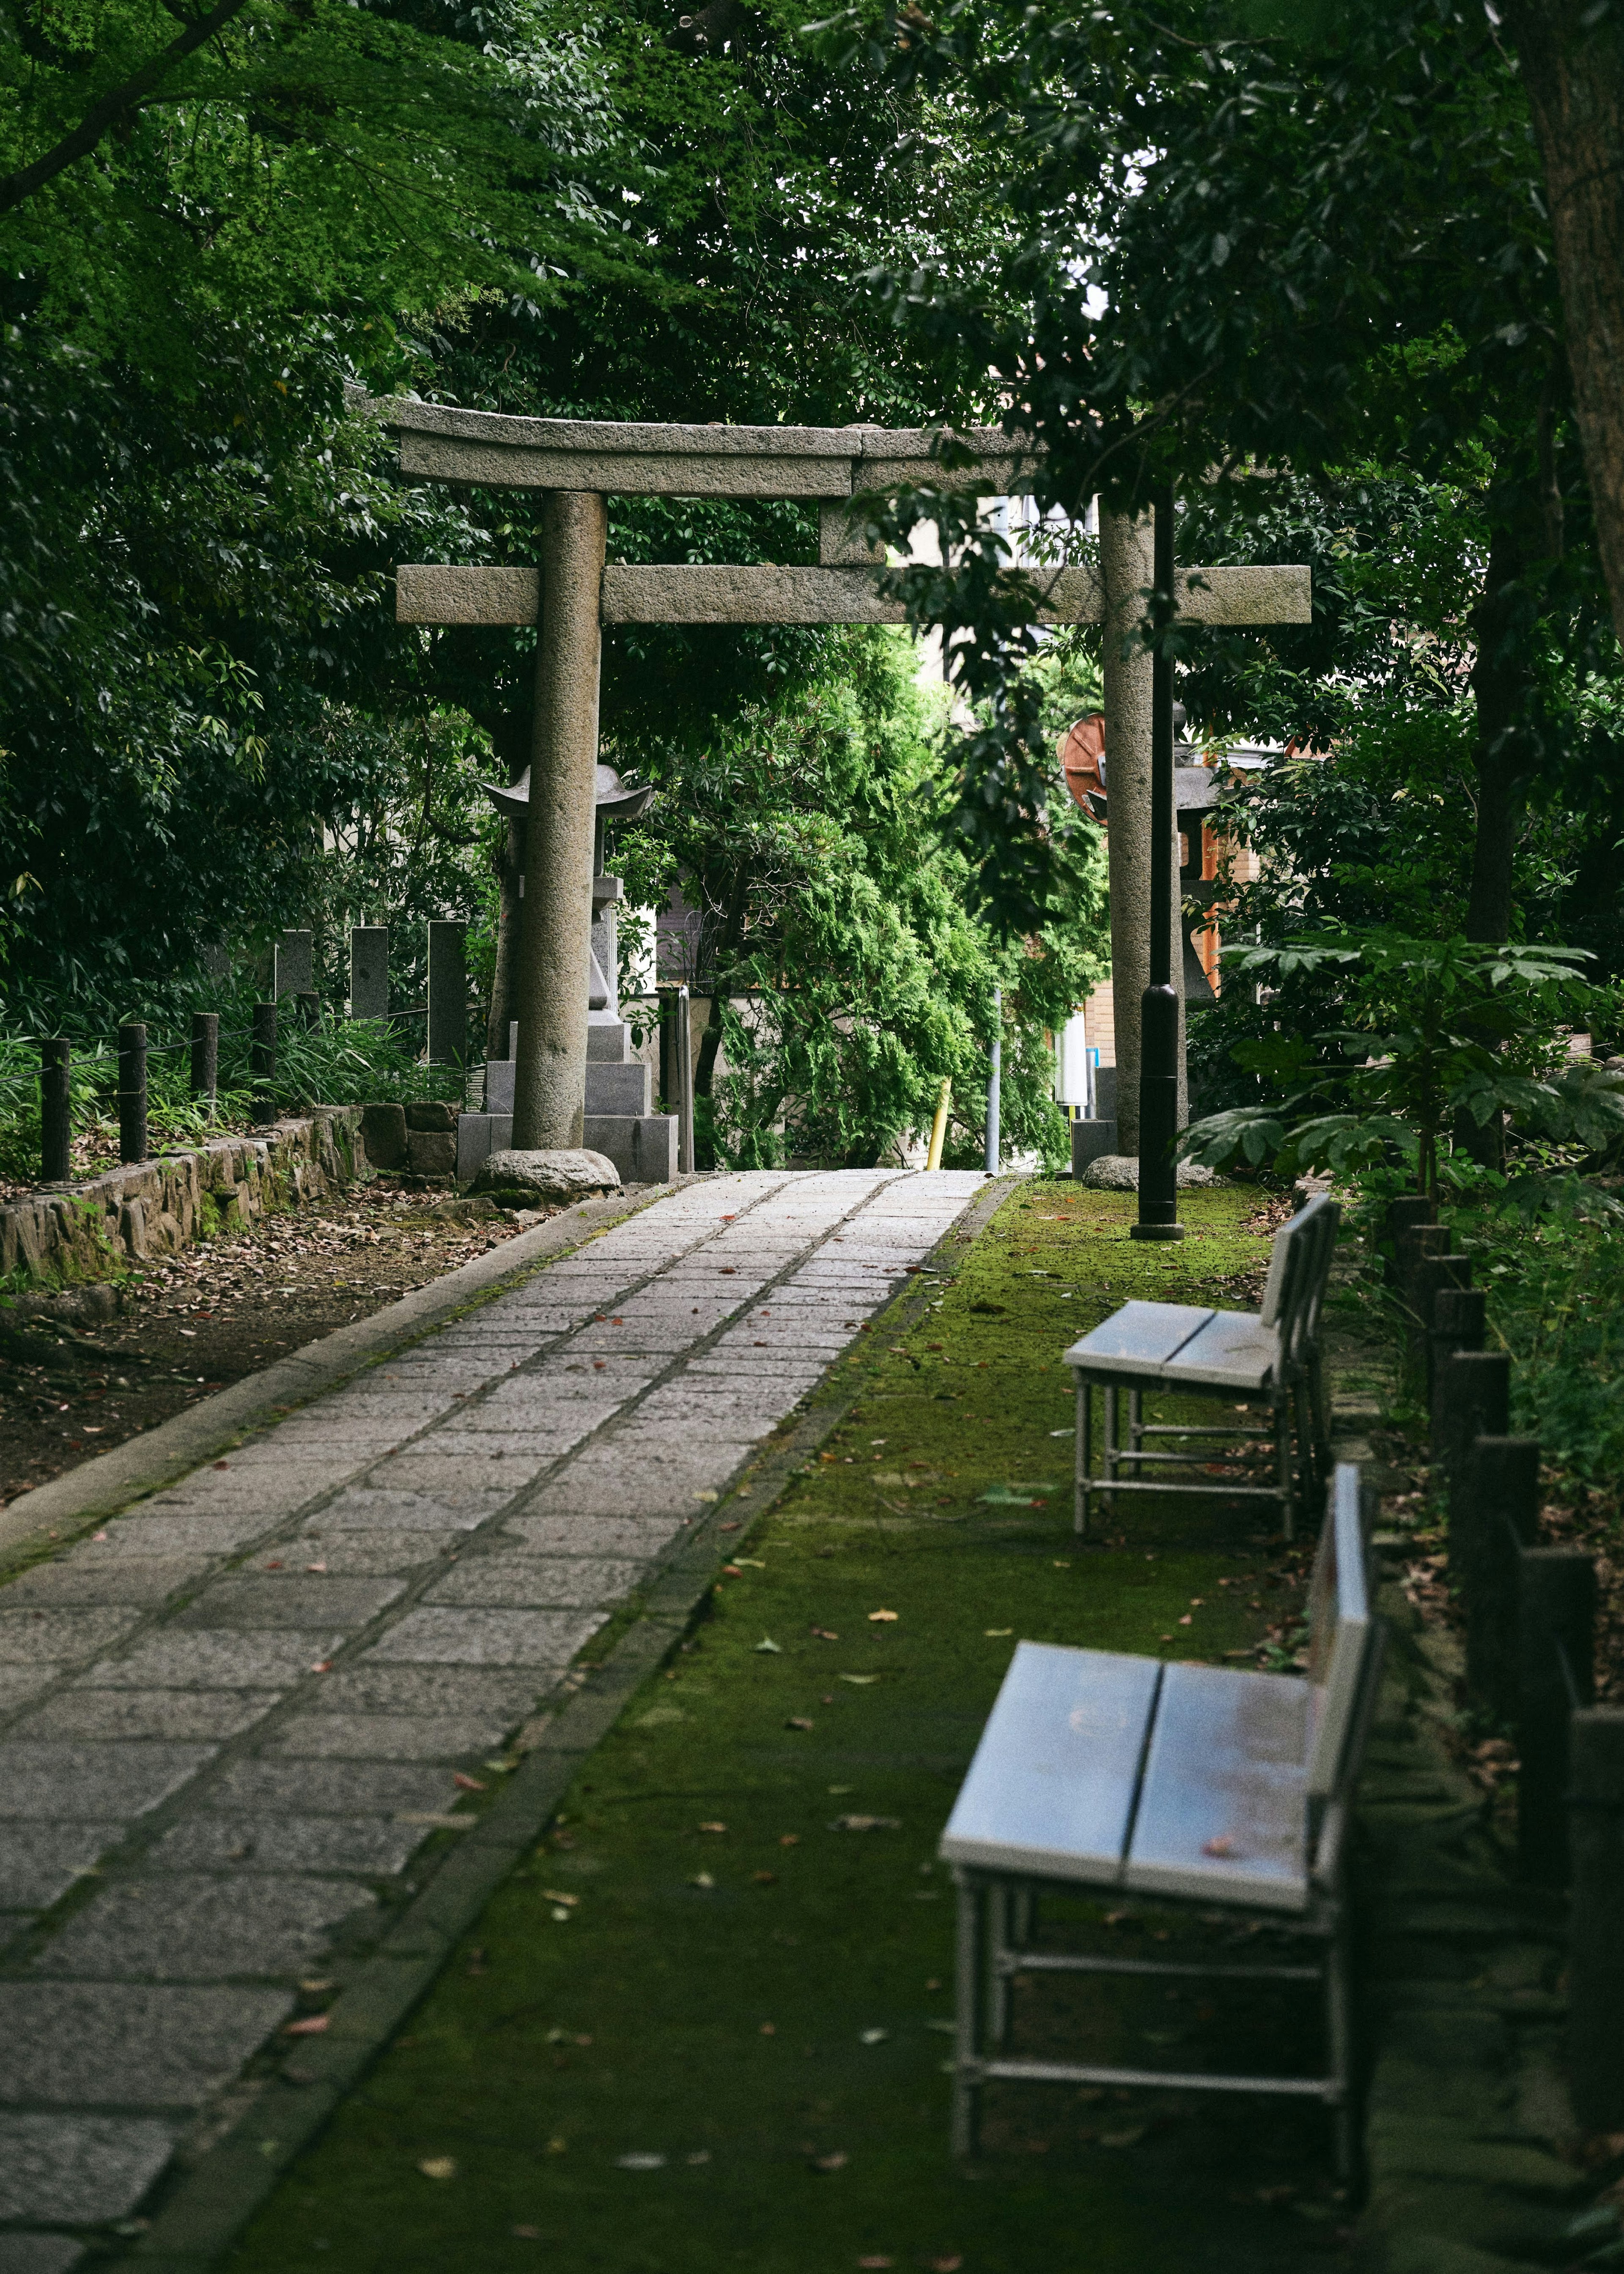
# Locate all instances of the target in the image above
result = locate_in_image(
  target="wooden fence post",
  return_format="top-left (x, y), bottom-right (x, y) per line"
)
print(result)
top-left (1412, 1255), bottom-right (1472, 1390)
top-left (1461, 1437), bottom-right (1540, 1714)
top-left (1429, 1284), bottom-right (1485, 1423)
top-left (1381, 1193), bottom-right (1435, 1290)
top-left (118, 1023), bottom-right (148, 1166)
top-left (1517, 1546), bottom-right (1596, 1887)
top-left (40, 1038), bottom-right (71, 1182)
top-left (190, 1013), bottom-right (218, 1105)
top-left (1436, 1349), bottom-right (1510, 1505)
top-left (1567, 1708), bottom-right (1624, 2131)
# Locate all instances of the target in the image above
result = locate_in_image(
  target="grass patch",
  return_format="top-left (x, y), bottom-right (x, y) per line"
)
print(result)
top-left (226, 1180), bottom-right (1343, 2274)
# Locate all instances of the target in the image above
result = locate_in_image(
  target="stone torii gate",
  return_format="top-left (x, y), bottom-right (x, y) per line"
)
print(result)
top-left (379, 398), bottom-right (1310, 1157)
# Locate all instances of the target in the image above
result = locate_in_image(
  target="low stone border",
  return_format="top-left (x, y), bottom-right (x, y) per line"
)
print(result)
top-left (0, 1111), bottom-right (370, 1292)
top-left (112, 1172), bottom-right (1017, 2273)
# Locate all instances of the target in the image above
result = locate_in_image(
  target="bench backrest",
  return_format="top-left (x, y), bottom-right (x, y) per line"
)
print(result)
top-left (1304, 1462), bottom-right (1374, 1799)
top-left (1259, 1194), bottom-right (1341, 1363)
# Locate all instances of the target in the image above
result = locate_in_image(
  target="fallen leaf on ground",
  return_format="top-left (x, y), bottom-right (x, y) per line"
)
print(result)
top-left (691, 1872), bottom-right (715, 1889)
top-left (984, 1627), bottom-right (1012, 1638)
top-left (698, 1821), bottom-right (727, 1834)
top-left (304, 1561), bottom-right (327, 1573)
top-left (811, 2151), bottom-right (849, 2173)
top-left (540, 1889), bottom-right (579, 1906)
top-left (752, 1870), bottom-right (778, 1884)
top-left (755, 1638), bottom-right (782, 1654)
top-left (453, 1772), bottom-right (486, 1791)
top-left (867, 1608), bottom-right (898, 1623)
top-left (779, 1834), bottom-right (800, 1847)
top-left (616, 2152), bottom-right (666, 2170)
top-left (760, 2022), bottom-right (776, 2035)
top-left (858, 2259), bottom-right (893, 2269)
top-left (838, 1673), bottom-right (880, 1686)
top-left (830, 1814), bottom-right (901, 1832)
top-left (860, 2027), bottom-right (888, 2044)
top-left (785, 1716), bottom-right (815, 1731)
top-left (283, 2015), bottom-right (329, 2037)
top-left (417, 2157), bottom-right (457, 2181)
top-left (811, 1626), bottom-right (840, 1640)
top-left (930, 2258), bottom-right (964, 2271)
top-left (1202, 1836), bottom-right (1237, 1857)
top-left (308, 1661), bottom-right (332, 1674)
top-left (1099, 2127), bottom-right (1146, 2149)
top-left (512, 2225), bottom-right (540, 2238)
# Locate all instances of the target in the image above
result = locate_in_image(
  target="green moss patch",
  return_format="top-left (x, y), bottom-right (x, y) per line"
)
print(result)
top-left (227, 1180), bottom-right (1340, 2274)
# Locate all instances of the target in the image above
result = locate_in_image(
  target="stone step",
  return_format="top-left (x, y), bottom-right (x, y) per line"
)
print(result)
top-left (480, 1056), bottom-right (652, 1118)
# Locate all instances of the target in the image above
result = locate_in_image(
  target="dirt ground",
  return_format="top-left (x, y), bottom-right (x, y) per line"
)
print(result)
top-left (0, 1180), bottom-right (541, 1508)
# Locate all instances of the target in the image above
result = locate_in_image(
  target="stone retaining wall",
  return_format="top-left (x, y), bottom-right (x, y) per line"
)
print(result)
top-left (0, 1107), bottom-right (369, 1293)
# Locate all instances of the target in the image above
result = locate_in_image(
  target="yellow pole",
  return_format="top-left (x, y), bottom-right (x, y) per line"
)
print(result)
top-left (925, 1078), bottom-right (952, 1171)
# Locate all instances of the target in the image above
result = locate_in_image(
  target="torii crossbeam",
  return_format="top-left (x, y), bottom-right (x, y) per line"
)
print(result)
top-left (379, 398), bottom-right (1311, 1158)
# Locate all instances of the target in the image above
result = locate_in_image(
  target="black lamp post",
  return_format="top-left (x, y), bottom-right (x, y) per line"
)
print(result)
top-left (1131, 483), bottom-right (1185, 1244)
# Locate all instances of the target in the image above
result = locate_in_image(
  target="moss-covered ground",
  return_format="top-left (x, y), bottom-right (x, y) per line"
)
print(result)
top-left (227, 1179), bottom-right (1348, 2274)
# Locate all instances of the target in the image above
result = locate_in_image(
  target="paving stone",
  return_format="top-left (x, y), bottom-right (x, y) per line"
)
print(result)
top-left (206, 1759), bottom-right (461, 1815)
top-left (422, 1555), bottom-right (644, 1608)
top-left (315, 1665), bottom-right (551, 1721)
top-left (0, 1743), bottom-right (214, 1820)
top-left (0, 1609), bottom-right (143, 1665)
top-left (502, 1514), bottom-right (687, 1557)
top-left (86, 1630), bottom-right (349, 1689)
top-left (0, 2112), bottom-right (176, 2224)
top-left (310, 1486), bottom-right (514, 1533)
top-left (0, 1983), bottom-right (291, 2107)
top-left (0, 1556), bottom-right (215, 1608)
top-left (274, 1532), bottom-right (464, 1575)
top-left (371, 1449), bottom-right (559, 1491)
top-left (16, 1691), bottom-right (277, 1744)
top-left (173, 1574), bottom-right (407, 1629)
top-left (149, 1813), bottom-right (428, 1876)
top-left (87, 1510), bottom-right (280, 1555)
top-left (263, 1713), bottom-right (506, 1761)
top-left (0, 2233), bottom-right (88, 2273)
top-left (365, 1606), bottom-right (604, 1666)
top-left (0, 1668), bottom-right (63, 1716)
top-left (34, 1873), bottom-right (375, 1981)
top-left (0, 1823), bottom-right (126, 1909)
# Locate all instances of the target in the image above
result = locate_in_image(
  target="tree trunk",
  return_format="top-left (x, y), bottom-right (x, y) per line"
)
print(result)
top-left (1506, 1), bottom-right (1624, 645)
top-left (1466, 519), bottom-right (1534, 946)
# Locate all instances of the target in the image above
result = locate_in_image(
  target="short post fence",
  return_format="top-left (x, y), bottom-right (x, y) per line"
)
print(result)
top-left (190, 1012), bottom-right (219, 1105)
top-left (117, 1022), bottom-right (148, 1166)
top-left (40, 1038), bottom-right (71, 1182)
top-left (1390, 1192), bottom-right (1617, 2126)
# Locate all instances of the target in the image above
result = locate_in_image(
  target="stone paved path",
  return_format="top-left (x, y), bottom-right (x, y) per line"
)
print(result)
top-left (0, 1169), bottom-right (985, 2269)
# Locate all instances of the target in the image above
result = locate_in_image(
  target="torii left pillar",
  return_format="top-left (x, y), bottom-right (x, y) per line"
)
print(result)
top-left (516, 492), bottom-right (606, 1149)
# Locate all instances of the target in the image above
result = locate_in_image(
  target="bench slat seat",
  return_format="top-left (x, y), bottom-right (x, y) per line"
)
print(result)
top-left (941, 1465), bottom-right (1381, 2177)
top-left (1125, 1663), bottom-right (1309, 1910)
top-left (939, 1646), bottom-right (1158, 1882)
top-left (1064, 1195), bottom-right (1340, 1539)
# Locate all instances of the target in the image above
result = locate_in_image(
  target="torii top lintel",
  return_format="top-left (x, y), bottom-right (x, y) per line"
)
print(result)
top-left (376, 394), bottom-right (1037, 500)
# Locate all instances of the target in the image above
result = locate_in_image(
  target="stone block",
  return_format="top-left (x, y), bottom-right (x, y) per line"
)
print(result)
top-left (0, 2111), bottom-right (176, 2224)
top-left (483, 1060), bottom-right (516, 1114)
top-left (35, 1874), bottom-right (374, 1982)
top-left (502, 1514), bottom-right (686, 1557)
top-left (0, 1983), bottom-right (291, 2107)
top-left (264, 1712), bottom-right (508, 1761)
top-left (0, 2233), bottom-right (89, 2273)
top-left (0, 1742), bottom-right (214, 1821)
top-left (359, 1103), bottom-right (408, 1170)
top-left (456, 1112), bottom-right (510, 1181)
top-left (310, 1485), bottom-right (516, 1532)
top-left (276, 1531), bottom-right (464, 1575)
top-left (0, 1669), bottom-right (71, 1717)
top-left (149, 1813), bottom-right (425, 1876)
top-left (586, 1021), bottom-right (631, 1061)
top-left (314, 1665), bottom-right (548, 1720)
top-left (405, 1100), bottom-right (456, 1133)
top-left (88, 1510), bottom-right (279, 1555)
top-left (174, 1574), bottom-right (407, 1629)
top-left (86, 1630), bottom-right (348, 1689)
top-left (365, 1606), bottom-right (605, 1666)
top-left (407, 1130), bottom-right (458, 1178)
top-left (0, 1608), bottom-right (142, 1665)
top-left (205, 1759), bottom-right (459, 1815)
top-left (584, 1061), bottom-right (652, 1116)
top-left (423, 1555), bottom-right (644, 1609)
top-left (1, 1555), bottom-right (214, 1609)
top-left (20, 1690), bottom-right (275, 1744)
top-left (0, 1823), bottom-right (126, 1910)
top-left (375, 1449), bottom-right (557, 1493)
top-left (583, 1114), bottom-right (678, 1184)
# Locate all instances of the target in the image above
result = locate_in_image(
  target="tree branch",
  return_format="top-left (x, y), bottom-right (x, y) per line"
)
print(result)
top-left (0, 0), bottom-right (255, 217)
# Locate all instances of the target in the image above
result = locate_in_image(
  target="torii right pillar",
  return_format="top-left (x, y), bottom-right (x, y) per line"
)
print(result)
top-left (1098, 506), bottom-right (1310, 1152)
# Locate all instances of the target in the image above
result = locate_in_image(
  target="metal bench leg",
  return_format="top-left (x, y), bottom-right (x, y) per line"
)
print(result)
top-left (1326, 1912), bottom-right (1355, 2182)
top-left (1275, 1387), bottom-right (1294, 1541)
top-left (1309, 1349), bottom-right (1332, 1476)
top-left (1129, 1385), bottom-right (1143, 1461)
top-left (988, 1879), bottom-right (1012, 2047)
top-left (1075, 1374), bottom-right (1091, 1538)
top-left (1104, 1384), bottom-right (1119, 1503)
top-left (951, 1871), bottom-right (983, 2157)
top-left (1012, 1880), bottom-right (1034, 1949)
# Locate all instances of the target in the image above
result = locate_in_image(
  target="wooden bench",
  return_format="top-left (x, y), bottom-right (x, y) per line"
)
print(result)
top-left (1064, 1192), bottom-right (1340, 1540)
top-left (938, 1463), bottom-right (1382, 2174)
